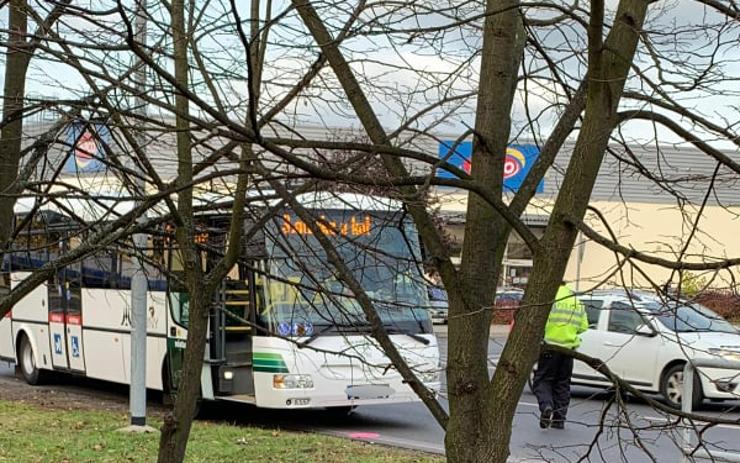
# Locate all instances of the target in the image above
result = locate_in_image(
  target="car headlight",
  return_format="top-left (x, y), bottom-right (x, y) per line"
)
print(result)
top-left (273, 374), bottom-right (314, 389)
top-left (708, 348), bottom-right (740, 362)
top-left (420, 370), bottom-right (440, 384)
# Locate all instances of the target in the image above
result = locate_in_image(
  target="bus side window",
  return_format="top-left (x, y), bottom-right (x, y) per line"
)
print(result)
top-left (146, 235), bottom-right (167, 291)
top-left (170, 292), bottom-right (190, 326)
top-left (116, 252), bottom-right (136, 290)
top-left (167, 249), bottom-right (189, 327)
top-left (82, 253), bottom-right (114, 289)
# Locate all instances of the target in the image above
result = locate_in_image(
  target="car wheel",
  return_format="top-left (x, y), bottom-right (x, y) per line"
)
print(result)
top-left (18, 335), bottom-right (45, 385)
top-left (527, 362), bottom-right (537, 394)
top-left (660, 363), bottom-right (702, 409)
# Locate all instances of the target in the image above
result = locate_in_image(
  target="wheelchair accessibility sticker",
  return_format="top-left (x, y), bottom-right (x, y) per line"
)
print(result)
top-left (71, 335), bottom-right (80, 358)
top-left (53, 333), bottom-right (63, 355)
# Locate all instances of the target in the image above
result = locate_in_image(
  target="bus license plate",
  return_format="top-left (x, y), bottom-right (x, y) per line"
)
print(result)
top-left (345, 384), bottom-right (394, 400)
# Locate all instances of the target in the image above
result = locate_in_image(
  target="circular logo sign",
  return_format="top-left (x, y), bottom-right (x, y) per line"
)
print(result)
top-left (75, 130), bottom-right (97, 168)
top-left (462, 158), bottom-right (472, 175)
top-left (503, 148), bottom-right (526, 179)
top-left (277, 322), bottom-right (291, 337)
top-left (459, 148), bottom-right (526, 178)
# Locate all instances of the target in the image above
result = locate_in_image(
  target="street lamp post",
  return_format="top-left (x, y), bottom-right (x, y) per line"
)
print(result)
top-left (124, 0), bottom-right (152, 433)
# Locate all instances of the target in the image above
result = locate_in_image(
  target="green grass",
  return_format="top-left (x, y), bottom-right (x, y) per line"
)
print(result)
top-left (0, 400), bottom-right (442, 463)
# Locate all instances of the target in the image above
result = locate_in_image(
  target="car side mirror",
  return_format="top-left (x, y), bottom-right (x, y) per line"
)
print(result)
top-left (635, 324), bottom-right (657, 337)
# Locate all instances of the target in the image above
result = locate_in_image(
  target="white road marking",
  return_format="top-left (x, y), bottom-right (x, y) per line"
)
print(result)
top-left (644, 415), bottom-right (740, 430)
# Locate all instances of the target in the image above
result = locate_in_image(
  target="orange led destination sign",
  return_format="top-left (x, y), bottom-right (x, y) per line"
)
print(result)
top-left (281, 214), bottom-right (372, 237)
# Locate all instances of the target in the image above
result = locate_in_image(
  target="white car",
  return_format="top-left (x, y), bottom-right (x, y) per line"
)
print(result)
top-left (572, 290), bottom-right (740, 408)
top-left (427, 286), bottom-right (448, 324)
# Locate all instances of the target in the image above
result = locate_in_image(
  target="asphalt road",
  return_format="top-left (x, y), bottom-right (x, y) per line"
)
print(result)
top-left (3, 332), bottom-right (740, 462)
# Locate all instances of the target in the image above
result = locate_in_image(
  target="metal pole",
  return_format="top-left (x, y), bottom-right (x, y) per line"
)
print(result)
top-left (680, 362), bottom-right (693, 463)
top-left (129, 0), bottom-right (149, 429)
top-left (680, 358), bottom-right (740, 462)
top-left (575, 232), bottom-right (585, 293)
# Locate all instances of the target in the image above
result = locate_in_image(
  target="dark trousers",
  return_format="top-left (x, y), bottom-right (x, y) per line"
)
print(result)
top-left (532, 350), bottom-right (574, 422)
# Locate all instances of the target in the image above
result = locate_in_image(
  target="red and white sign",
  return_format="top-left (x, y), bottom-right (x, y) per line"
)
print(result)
top-left (74, 130), bottom-right (97, 169)
top-left (503, 148), bottom-right (526, 179)
top-left (460, 148), bottom-right (527, 179)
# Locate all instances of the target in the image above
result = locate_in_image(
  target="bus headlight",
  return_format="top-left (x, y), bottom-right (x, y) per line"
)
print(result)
top-left (273, 374), bottom-right (314, 389)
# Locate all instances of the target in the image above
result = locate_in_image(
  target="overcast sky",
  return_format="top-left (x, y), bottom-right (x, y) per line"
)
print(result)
top-left (1, 0), bottom-right (738, 150)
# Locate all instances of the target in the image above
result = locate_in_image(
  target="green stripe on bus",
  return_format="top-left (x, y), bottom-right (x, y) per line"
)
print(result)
top-left (253, 359), bottom-right (286, 367)
top-left (253, 352), bottom-right (289, 373)
top-left (253, 365), bottom-right (290, 373)
top-left (252, 352), bottom-right (283, 360)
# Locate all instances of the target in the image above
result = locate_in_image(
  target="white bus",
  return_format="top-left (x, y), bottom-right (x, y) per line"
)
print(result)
top-left (0, 192), bottom-right (441, 410)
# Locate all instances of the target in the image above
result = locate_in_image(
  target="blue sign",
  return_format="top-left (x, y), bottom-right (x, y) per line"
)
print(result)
top-left (70, 336), bottom-right (80, 358)
top-left (292, 322), bottom-right (314, 337)
top-left (63, 122), bottom-right (111, 174)
top-left (53, 333), bottom-right (63, 355)
top-left (437, 141), bottom-right (544, 193)
top-left (277, 322), bottom-right (291, 337)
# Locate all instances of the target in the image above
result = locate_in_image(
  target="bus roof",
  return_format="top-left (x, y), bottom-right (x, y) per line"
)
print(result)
top-left (13, 193), bottom-right (138, 224)
top-left (285, 192), bottom-right (403, 212)
top-left (13, 189), bottom-right (403, 225)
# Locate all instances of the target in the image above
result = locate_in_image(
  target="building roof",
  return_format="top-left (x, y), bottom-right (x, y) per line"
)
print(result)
top-left (19, 121), bottom-right (740, 209)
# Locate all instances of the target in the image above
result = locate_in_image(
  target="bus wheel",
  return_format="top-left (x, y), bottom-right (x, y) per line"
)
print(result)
top-left (327, 405), bottom-right (356, 417)
top-left (18, 335), bottom-right (45, 385)
top-left (161, 366), bottom-right (175, 407)
top-left (161, 366), bottom-right (202, 418)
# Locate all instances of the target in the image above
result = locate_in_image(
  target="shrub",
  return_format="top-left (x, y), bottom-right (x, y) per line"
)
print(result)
top-left (694, 290), bottom-right (740, 322)
top-left (680, 272), bottom-right (708, 297)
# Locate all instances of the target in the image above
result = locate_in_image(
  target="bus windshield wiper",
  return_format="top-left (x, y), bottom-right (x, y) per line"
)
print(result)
top-left (297, 324), bottom-right (335, 348)
top-left (297, 323), bottom-right (366, 348)
top-left (383, 324), bottom-right (430, 345)
top-left (297, 323), bottom-right (430, 347)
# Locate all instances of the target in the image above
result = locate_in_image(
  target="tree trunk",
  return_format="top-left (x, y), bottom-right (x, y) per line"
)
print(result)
top-left (157, 289), bottom-right (209, 463)
top-left (445, 1), bottom-right (525, 460)
top-left (0, 0), bottom-right (30, 253)
top-left (157, 0), bottom-right (203, 460)
top-left (484, 1), bottom-right (650, 461)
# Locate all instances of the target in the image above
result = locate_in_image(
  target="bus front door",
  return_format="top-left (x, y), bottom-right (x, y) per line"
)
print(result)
top-left (48, 270), bottom-right (85, 371)
top-left (218, 276), bottom-right (254, 396)
top-left (65, 273), bottom-right (84, 372)
top-left (48, 271), bottom-right (69, 370)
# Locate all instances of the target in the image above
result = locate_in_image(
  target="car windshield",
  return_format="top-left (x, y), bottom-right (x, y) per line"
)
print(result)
top-left (262, 209), bottom-right (432, 336)
top-left (496, 291), bottom-right (523, 304)
top-left (643, 301), bottom-right (737, 333)
top-left (428, 286), bottom-right (448, 303)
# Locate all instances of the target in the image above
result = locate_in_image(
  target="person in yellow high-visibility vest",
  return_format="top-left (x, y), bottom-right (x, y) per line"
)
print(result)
top-left (532, 281), bottom-right (588, 430)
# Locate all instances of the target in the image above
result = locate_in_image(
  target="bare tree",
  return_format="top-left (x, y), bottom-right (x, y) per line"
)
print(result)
top-left (0, 0), bottom-right (70, 262)
top-left (3, 0), bottom-right (740, 462)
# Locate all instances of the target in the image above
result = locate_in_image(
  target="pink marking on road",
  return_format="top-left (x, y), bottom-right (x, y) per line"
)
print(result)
top-left (348, 432), bottom-right (380, 440)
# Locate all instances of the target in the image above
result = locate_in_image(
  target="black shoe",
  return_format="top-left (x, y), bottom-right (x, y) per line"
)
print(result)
top-left (551, 420), bottom-right (565, 430)
top-left (539, 407), bottom-right (553, 429)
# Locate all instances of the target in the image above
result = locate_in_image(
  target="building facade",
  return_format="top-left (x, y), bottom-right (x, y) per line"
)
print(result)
top-left (24, 120), bottom-right (740, 290)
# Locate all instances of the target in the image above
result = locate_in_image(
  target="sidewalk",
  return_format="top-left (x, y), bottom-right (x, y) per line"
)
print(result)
top-left (433, 324), bottom-right (510, 338)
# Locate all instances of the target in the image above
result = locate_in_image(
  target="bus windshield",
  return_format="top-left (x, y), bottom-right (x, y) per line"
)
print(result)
top-left (263, 209), bottom-right (432, 336)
